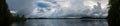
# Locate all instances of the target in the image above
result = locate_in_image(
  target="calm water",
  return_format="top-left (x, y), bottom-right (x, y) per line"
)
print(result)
top-left (11, 19), bottom-right (108, 26)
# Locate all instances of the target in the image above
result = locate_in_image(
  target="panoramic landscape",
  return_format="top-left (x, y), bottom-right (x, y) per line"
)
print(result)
top-left (0, 0), bottom-right (120, 26)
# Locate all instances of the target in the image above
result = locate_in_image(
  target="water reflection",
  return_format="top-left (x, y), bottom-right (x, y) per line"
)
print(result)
top-left (12, 19), bottom-right (108, 26)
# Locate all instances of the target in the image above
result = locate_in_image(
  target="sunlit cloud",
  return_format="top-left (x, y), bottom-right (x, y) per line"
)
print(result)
top-left (10, 11), bottom-right (17, 14)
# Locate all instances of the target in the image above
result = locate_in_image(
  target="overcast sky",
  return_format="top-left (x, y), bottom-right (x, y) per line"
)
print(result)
top-left (6, 0), bottom-right (109, 18)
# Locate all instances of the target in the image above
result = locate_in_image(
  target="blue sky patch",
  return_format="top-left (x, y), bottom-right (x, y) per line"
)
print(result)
top-left (37, 2), bottom-right (49, 8)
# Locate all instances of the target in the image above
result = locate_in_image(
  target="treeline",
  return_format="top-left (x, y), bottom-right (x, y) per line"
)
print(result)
top-left (0, 0), bottom-right (26, 26)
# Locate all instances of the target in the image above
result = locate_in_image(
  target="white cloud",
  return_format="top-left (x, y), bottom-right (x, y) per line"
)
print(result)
top-left (10, 11), bottom-right (17, 14)
top-left (7, 0), bottom-right (109, 18)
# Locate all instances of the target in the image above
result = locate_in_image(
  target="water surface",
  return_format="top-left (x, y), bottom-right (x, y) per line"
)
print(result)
top-left (11, 19), bottom-right (108, 26)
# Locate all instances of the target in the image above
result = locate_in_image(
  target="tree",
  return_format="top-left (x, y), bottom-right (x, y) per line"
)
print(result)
top-left (0, 0), bottom-right (12, 26)
top-left (107, 0), bottom-right (120, 26)
top-left (0, 0), bottom-right (12, 17)
top-left (0, 0), bottom-right (26, 26)
top-left (22, 15), bottom-right (25, 18)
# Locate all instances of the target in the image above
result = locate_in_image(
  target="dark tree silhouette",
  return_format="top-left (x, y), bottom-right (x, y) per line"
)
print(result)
top-left (107, 0), bottom-right (120, 26)
top-left (0, 0), bottom-right (12, 26)
top-left (0, 0), bottom-right (26, 26)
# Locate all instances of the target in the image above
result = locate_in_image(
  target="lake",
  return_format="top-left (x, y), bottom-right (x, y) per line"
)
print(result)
top-left (11, 19), bottom-right (108, 26)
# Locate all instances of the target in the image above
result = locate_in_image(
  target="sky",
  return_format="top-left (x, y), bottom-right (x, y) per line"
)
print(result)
top-left (6, 0), bottom-right (109, 18)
